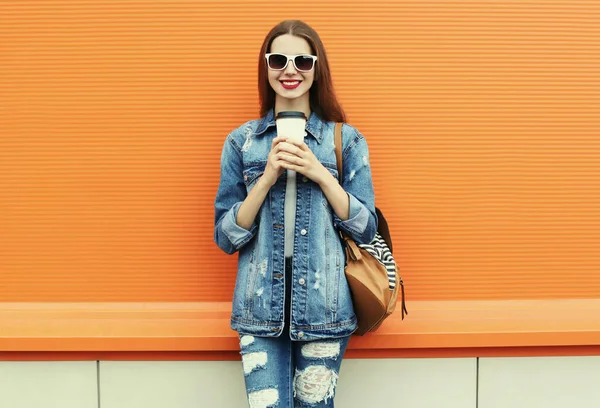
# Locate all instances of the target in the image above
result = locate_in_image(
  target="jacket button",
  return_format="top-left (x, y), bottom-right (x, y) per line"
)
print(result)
top-left (300, 229), bottom-right (307, 236)
top-left (299, 278), bottom-right (305, 285)
top-left (302, 176), bottom-right (308, 182)
top-left (243, 174), bottom-right (248, 181)
top-left (298, 331), bottom-right (305, 338)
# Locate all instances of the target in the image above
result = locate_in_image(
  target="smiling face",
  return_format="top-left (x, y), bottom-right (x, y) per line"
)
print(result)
top-left (267, 34), bottom-right (315, 112)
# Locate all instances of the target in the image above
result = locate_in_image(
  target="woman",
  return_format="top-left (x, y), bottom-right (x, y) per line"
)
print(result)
top-left (214, 19), bottom-right (377, 407)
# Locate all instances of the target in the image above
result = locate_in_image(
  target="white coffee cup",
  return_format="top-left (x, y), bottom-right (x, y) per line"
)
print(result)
top-left (275, 111), bottom-right (307, 143)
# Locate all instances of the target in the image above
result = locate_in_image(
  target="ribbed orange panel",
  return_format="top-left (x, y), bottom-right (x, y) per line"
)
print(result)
top-left (1, 1), bottom-right (599, 302)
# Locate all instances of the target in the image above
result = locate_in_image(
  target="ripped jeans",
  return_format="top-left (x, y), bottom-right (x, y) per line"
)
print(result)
top-left (238, 257), bottom-right (351, 407)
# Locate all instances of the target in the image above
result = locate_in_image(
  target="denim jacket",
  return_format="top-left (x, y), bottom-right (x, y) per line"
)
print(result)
top-left (214, 109), bottom-right (377, 341)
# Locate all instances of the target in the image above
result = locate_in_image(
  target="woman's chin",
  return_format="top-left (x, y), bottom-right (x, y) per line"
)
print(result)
top-left (275, 87), bottom-right (308, 101)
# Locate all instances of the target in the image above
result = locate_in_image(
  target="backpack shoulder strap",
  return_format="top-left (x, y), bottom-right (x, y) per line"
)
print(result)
top-left (333, 122), bottom-right (349, 243)
top-left (334, 122), bottom-right (343, 183)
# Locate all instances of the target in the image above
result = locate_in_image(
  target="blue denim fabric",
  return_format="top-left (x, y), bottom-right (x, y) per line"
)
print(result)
top-left (214, 109), bottom-right (377, 340)
top-left (239, 332), bottom-right (351, 407)
top-left (238, 257), bottom-right (351, 407)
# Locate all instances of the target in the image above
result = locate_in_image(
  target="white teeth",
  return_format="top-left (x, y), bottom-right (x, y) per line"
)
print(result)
top-left (282, 81), bottom-right (299, 85)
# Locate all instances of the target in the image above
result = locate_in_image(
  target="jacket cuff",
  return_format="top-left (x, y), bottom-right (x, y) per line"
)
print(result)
top-left (221, 202), bottom-right (257, 248)
top-left (334, 193), bottom-right (369, 235)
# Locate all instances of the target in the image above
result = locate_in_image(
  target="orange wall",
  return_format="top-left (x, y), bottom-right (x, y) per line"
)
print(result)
top-left (1, 1), bottom-right (599, 303)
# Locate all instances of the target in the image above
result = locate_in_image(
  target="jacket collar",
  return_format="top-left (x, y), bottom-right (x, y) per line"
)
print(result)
top-left (254, 108), bottom-right (326, 144)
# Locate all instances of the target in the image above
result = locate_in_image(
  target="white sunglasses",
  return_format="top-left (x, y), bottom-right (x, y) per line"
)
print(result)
top-left (265, 53), bottom-right (318, 72)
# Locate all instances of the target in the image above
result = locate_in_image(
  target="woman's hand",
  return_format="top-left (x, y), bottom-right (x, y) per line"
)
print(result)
top-left (261, 135), bottom-right (290, 187)
top-left (276, 139), bottom-right (331, 186)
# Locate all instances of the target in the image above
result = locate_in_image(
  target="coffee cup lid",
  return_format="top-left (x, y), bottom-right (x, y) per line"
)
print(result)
top-left (275, 111), bottom-right (307, 120)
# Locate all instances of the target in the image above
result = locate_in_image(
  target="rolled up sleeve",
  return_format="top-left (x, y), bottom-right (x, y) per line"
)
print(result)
top-left (334, 193), bottom-right (370, 237)
top-left (220, 201), bottom-right (258, 250)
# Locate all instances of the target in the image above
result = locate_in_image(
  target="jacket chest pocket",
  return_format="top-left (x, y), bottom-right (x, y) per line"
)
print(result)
top-left (243, 162), bottom-right (267, 191)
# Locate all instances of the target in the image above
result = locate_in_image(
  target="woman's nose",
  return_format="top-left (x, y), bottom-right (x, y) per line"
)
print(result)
top-left (283, 59), bottom-right (297, 74)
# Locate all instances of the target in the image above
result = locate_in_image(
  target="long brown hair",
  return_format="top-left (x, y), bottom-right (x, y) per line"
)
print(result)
top-left (258, 20), bottom-right (346, 123)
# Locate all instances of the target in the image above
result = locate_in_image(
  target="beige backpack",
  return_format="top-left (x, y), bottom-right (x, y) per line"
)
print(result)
top-left (334, 123), bottom-right (407, 335)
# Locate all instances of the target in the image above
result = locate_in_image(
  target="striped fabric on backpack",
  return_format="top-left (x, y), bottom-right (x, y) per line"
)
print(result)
top-left (358, 232), bottom-right (397, 290)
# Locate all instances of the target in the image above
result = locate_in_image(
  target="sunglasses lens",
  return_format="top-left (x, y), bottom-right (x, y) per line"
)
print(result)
top-left (268, 54), bottom-right (287, 70)
top-left (294, 55), bottom-right (314, 71)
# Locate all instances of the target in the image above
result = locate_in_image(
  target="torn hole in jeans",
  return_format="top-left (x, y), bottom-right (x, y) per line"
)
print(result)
top-left (248, 388), bottom-right (279, 408)
top-left (242, 351), bottom-right (268, 375)
top-left (293, 365), bottom-right (338, 404)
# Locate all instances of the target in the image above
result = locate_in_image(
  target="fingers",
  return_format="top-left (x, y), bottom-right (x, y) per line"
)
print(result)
top-left (279, 160), bottom-right (300, 173)
top-left (269, 137), bottom-right (310, 175)
top-left (272, 136), bottom-right (307, 152)
top-left (271, 135), bottom-right (287, 150)
top-left (277, 152), bottom-right (301, 164)
top-left (283, 138), bottom-right (308, 151)
top-left (275, 141), bottom-right (304, 157)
